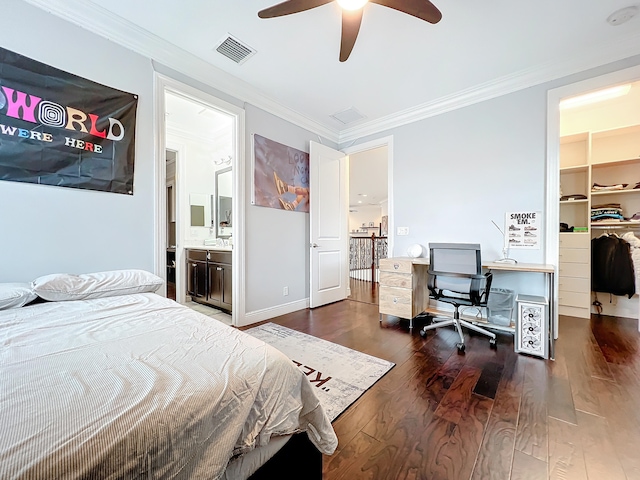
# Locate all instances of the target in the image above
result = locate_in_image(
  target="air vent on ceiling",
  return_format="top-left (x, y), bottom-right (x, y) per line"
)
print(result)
top-left (330, 107), bottom-right (366, 125)
top-left (215, 34), bottom-right (256, 65)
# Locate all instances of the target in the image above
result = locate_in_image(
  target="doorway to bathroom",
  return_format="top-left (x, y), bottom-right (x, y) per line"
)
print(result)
top-left (155, 75), bottom-right (245, 326)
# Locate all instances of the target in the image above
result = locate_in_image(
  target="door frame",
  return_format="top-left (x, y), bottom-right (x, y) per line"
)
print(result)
top-left (342, 135), bottom-right (394, 259)
top-left (545, 64), bottom-right (640, 336)
top-left (154, 73), bottom-right (246, 326)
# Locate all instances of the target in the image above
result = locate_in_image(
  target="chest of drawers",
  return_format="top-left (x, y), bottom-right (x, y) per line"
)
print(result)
top-left (378, 257), bottom-right (429, 328)
top-left (558, 233), bottom-right (590, 318)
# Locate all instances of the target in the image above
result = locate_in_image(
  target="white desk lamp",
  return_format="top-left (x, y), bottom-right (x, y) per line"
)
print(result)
top-left (492, 220), bottom-right (518, 264)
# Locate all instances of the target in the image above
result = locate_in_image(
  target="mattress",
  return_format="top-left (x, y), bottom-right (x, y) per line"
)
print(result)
top-left (0, 293), bottom-right (337, 479)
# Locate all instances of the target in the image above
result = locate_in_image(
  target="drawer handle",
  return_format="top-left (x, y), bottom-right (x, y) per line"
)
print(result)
top-left (393, 297), bottom-right (398, 304)
top-left (394, 263), bottom-right (399, 270)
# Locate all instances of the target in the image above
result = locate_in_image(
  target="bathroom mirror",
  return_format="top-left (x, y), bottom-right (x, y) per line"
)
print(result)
top-left (189, 193), bottom-right (211, 227)
top-left (214, 167), bottom-right (232, 238)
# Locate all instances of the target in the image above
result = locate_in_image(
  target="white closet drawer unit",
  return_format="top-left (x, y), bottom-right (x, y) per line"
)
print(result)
top-left (559, 233), bottom-right (590, 318)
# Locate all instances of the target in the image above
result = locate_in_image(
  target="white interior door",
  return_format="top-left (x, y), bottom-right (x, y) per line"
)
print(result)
top-left (309, 141), bottom-right (348, 308)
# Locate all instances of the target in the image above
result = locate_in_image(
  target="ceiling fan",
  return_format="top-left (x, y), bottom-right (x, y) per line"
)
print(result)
top-left (258, 0), bottom-right (442, 62)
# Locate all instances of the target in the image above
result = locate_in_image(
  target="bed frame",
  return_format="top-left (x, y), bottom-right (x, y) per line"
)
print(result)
top-left (248, 433), bottom-right (322, 480)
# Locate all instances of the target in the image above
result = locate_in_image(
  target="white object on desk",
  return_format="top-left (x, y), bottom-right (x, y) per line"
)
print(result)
top-left (406, 244), bottom-right (424, 258)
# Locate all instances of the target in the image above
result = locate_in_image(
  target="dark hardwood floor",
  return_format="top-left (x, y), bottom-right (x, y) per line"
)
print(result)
top-left (348, 278), bottom-right (379, 305)
top-left (258, 297), bottom-right (640, 480)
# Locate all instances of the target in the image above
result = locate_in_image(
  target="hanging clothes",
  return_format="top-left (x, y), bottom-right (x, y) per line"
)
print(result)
top-left (591, 234), bottom-right (636, 298)
top-left (622, 231), bottom-right (640, 294)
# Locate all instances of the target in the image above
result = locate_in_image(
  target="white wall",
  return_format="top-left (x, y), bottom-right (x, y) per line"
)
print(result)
top-left (349, 205), bottom-right (382, 234)
top-left (0, 0), bottom-right (155, 282)
top-left (244, 105), bottom-right (337, 314)
top-left (342, 54), bottom-right (640, 297)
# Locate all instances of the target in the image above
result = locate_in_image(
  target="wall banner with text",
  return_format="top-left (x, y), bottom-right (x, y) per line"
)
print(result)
top-left (0, 47), bottom-right (138, 194)
top-left (505, 211), bottom-right (542, 249)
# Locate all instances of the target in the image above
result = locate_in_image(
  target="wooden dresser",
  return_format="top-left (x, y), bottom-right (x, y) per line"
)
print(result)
top-left (378, 257), bottom-right (430, 328)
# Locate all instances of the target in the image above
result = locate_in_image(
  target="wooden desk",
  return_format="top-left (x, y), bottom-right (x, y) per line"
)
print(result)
top-left (379, 257), bottom-right (556, 359)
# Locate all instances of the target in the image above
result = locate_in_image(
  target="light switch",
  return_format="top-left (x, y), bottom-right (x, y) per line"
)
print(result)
top-left (397, 227), bottom-right (409, 236)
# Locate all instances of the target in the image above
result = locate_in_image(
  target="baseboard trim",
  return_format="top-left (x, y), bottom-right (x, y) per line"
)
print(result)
top-left (239, 298), bottom-right (310, 327)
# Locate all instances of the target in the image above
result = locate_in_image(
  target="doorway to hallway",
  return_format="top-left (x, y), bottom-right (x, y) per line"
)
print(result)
top-left (347, 145), bottom-right (388, 306)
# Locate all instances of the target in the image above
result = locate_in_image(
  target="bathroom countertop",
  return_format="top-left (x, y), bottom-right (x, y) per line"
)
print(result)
top-left (184, 244), bottom-right (233, 251)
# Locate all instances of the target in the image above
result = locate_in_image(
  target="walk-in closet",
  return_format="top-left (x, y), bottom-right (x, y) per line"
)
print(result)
top-left (558, 80), bottom-right (640, 324)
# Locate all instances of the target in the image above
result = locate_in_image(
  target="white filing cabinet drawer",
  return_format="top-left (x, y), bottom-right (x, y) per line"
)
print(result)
top-left (516, 294), bottom-right (549, 359)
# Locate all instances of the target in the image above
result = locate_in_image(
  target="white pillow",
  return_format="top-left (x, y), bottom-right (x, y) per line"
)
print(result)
top-left (0, 283), bottom-right (38, 309)
top-left (32, 269), bottom-right (163, 302)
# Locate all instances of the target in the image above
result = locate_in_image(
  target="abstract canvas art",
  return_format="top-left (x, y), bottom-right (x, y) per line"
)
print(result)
top-left (252, 134), bottom-right (309, 212)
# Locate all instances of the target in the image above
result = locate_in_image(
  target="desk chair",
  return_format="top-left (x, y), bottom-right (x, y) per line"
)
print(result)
top-left (419, 243), bottom-right (496, 353)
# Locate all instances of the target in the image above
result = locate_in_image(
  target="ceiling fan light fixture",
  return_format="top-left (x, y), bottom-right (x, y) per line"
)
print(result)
top-left (336, 0), bottom-right (368, 11)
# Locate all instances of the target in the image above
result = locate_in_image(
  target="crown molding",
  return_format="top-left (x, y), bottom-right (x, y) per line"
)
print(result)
top-left (338, 31), bottom-right (640, 143)
top-left (22, 0), bottom-right (340, 143)
top-left (22, 0), bottom-right (640, 146)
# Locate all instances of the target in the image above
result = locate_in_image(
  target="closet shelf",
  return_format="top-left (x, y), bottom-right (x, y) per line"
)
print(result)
top-left (560, 199), bottom-right (588, 204)
top-left (591, 157), bottom-right (640, 169)
top-left (591, 189), bottom-right (640, 197)
top-left (591, 222), bottom-right (640, 229)
top-left (560, 165), bottom-right (588, 173)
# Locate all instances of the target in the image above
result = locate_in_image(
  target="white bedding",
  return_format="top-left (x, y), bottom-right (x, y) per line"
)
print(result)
top-left (0, 293), bottom-right (337, 479)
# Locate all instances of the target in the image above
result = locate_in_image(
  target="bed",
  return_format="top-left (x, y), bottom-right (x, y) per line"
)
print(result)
top-left (0, 270), bottom-right (337, 479)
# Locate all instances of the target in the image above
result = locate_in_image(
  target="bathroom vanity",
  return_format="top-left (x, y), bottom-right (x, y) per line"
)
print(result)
top-left (185, 247), bottom-right (232, 313)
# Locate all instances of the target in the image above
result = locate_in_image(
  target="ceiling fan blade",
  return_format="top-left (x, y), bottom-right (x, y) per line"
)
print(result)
top-left (340, 8), bottom-right (363, 62)
top-left (258, 0), bottom-right (333, 18)
top-left (370, 0), bottom-right (442, 24)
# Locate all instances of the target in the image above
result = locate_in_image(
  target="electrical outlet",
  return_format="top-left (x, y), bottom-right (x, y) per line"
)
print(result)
top-left (397, 227), bottom-right (409, 236)
top-left (283, 286), bottom-right (289, 296)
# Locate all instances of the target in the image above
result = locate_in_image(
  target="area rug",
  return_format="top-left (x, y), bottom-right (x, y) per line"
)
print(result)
top-left (245, 323), bottom-right (394, 422)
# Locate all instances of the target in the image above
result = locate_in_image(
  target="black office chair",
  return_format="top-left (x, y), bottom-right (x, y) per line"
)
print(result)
top-left (419, 243), bottom-right (496, 353)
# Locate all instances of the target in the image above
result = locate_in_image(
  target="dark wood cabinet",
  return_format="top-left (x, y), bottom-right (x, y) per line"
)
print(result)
top-left (186, 249), bottom-right (207, 300)
top-left (186, 249), bottom-right (232, 313)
